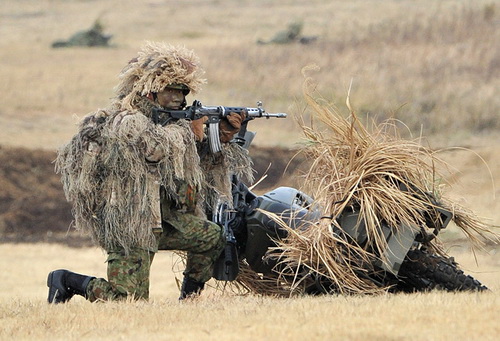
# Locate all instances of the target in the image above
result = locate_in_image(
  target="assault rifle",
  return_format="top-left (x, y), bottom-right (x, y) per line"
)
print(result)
top-left (151, 100), bottom-right (287, 153)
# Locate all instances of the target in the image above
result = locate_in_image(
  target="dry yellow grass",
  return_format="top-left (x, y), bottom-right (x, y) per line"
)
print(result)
top-left (1, 0), bottom-right (499, 149)
top-left (1, 243), bottom-right (499, 341)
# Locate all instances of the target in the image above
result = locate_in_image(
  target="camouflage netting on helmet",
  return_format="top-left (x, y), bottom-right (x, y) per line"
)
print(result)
top-left (114, 41), bottom-right (206, 111)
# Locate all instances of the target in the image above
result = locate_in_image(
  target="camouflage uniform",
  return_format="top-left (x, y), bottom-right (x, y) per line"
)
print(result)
top-left (47, 42), bottom-right (247, 303)
top-left (87, 248), bottom-right (154, 301)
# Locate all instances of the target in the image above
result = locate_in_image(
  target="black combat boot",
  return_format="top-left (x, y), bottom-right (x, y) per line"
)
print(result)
top-left (47, 269), bottom-right (95, 304)
top-left (179, 276), bottom-right (205, 300)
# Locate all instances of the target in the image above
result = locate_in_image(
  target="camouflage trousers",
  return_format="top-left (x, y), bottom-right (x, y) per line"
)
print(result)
top-left (85, 209), bottom-right (224, 302)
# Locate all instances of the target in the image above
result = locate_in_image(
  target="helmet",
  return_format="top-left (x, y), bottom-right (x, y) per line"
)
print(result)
top-left (114, 41), bottom-right (206, 109)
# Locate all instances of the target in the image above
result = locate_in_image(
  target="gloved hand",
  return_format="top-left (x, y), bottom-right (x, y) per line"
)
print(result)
top-left (219, 111), bottom-right (246, 143)
top-left (190, 116), bottom-right (208, 141)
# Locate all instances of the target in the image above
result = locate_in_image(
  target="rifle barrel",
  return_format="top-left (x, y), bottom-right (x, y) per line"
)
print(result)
top-left (261, 112), bottom-right (287, 118)
top-left (245, 109), bottom-right (287, 118)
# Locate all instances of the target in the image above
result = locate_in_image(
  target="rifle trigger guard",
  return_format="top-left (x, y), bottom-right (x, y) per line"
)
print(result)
top-left (209, 121), bottom-right (222, 153)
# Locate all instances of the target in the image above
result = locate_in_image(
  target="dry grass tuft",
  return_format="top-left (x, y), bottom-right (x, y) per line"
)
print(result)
top-left (298, 73), bottom-right (498, 243)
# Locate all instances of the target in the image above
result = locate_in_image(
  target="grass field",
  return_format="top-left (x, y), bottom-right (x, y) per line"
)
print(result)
top-left (1, 0), bottom-right (499, 340)
top-left (1, 243), bottom-right (499, 341)
top-left (1, 0), bottom-right (499, 148)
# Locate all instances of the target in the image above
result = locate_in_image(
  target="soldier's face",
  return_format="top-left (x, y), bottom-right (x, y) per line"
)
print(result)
top-left (156, 88), bottom-right (185, 109)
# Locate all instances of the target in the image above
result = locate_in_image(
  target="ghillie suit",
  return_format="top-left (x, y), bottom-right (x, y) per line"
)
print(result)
top-left (56, 42), bottom-right (252, 255)
top-left (230, 70), bottom-right (498, 297)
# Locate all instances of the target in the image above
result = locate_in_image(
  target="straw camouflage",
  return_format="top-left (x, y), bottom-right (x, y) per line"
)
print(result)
top-left (233, 74), bottom-right (498, 297)
top-left (114, 41), bottom-right (206, 111)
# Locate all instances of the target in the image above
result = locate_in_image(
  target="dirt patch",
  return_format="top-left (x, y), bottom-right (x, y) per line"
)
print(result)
top-left (0, 146), bottom-right (73, 241)
top-left (0, 144), bottom-right (305, 245)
